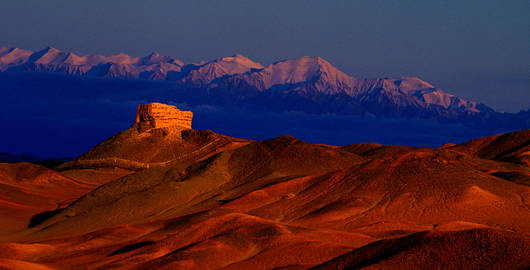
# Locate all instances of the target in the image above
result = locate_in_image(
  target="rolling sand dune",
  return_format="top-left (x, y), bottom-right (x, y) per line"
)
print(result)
top-left (0, 104), bottom-right (528, 269)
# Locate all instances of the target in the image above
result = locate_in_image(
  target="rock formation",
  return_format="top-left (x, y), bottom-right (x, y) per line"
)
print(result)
top-left (135, 103), bottom-right (193, 132)
top-left (56, 103), bottom-right (250, 171)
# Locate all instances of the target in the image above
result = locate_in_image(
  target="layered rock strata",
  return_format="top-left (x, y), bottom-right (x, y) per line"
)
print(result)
top-left (135, 103), bottom-right (193, 132)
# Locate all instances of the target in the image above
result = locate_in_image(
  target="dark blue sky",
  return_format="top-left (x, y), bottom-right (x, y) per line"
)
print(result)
top-left (0, 0), bottom-right (528, 112)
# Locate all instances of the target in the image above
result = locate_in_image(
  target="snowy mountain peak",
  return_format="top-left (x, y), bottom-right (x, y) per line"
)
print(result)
top-left (27, 47), bottom-right (77, 65)
top-left (179, 54), bottom-right (264, 86)
top-left (251, 56), bottom-right (354, 90)
top-left (141, 52), bottom-right (182, 66)
top-left (41, 46), bottom-right (60, 53)
top-left (215, 54), bottom-right (263, 69)
top-left (383, 77), bottom-right (435, 94)
top-left (0, 47), bottom-right (32, 66)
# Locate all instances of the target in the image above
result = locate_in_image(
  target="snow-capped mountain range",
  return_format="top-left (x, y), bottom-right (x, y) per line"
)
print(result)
top-left (2, 46), bottom-right (526, 124)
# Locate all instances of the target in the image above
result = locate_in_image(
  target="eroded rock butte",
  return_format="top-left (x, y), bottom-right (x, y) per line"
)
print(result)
top-left (135, 103), bottom-right (193, 132)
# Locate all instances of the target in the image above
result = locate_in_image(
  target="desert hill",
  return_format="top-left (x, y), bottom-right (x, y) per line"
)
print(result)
top-left (449, 129), bottom-right (530, 166)
top-left (58, 103), bottom-right (250, 172)
top-left (27, 135), bottom-right (365, 238)
top-left (0, 162), bottom-right (96, 234)
top-left (0, 104), bottom-right (528, 269)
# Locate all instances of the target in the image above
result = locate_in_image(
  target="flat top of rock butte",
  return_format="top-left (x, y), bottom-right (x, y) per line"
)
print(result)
top-left (135, 102), bottom-right (193, 131)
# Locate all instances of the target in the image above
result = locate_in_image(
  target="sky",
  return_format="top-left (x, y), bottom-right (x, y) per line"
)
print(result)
top-left (0, 0), bottom-right (528, 112)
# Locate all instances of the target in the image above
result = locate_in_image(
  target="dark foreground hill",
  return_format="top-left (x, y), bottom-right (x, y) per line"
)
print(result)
top-left (0, 104), bottom-right (528, 269)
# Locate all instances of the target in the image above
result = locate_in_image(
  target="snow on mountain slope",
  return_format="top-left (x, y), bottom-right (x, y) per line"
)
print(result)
top-left (213, 59), bottom-right (482, 114)
top-left (180, 54), bottom-right (263, 86)
top-left (0, 46), bottom-right (499, 118)
top-left (26, 47), bottom-right (77, 65)
top-left (140, 52), bottom-right (184, 66)
top-left (1, 46), bottom-right (186, 79)
top-left (226, 56), bottom-right (357, 94)
top-left (0, 48), bottom-right (32, 70)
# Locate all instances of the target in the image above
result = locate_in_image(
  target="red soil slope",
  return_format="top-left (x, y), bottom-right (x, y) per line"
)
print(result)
top-left (449, 129), bottom-right (530, 166)
top-left (0, 163), bottom-right (96, 235)
top-left (313, 229), bottom-right (530, 270)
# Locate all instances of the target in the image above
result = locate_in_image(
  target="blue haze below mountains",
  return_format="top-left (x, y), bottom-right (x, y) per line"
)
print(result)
top-left (1, 71), bottom-right (527, 158)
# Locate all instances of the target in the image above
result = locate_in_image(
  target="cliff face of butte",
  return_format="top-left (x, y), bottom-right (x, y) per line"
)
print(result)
top-left (135, 103), bottom-right (193, 132)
